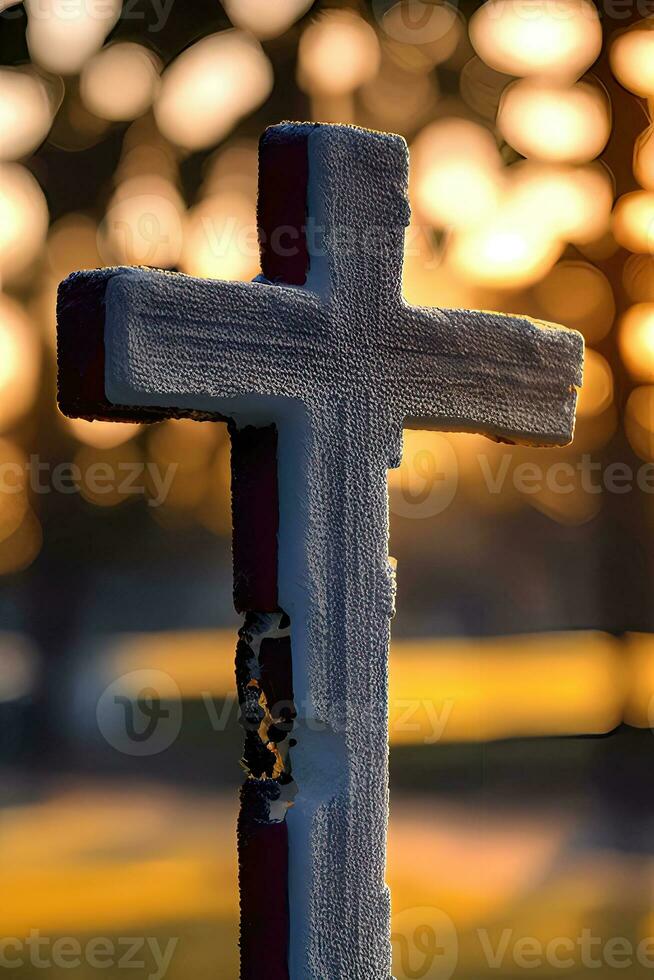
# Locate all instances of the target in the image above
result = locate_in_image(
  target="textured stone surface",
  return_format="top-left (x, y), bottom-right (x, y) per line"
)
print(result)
top-left (57, 122), bottom-right (584, 980)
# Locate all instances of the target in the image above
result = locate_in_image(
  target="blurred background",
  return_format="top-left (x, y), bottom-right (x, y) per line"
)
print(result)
top-left (1, 0), bottom-right (654, 977)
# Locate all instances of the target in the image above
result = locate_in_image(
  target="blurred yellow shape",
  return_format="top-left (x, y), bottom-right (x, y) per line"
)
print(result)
top-left (0, 163), bottom-right (48, 282)
top-left (576, 350), bottom-right (613, 418)
top-left (390, 632), bottom-right (623, 743)
top-left (80, 43), bottom-right (161, 122)
top-left (98, 175), bottom-right (185, 269)
top-left (65, 417), bottom-right (141, 450)
top-left (613, 190), bottom-right (654, 253)
top-left (106, 628), bottom-right (624, 743)
top-left (181, 191), bottom-right (259, 282)
top-left (448, 208), bottom-right (562, 288)
top-left (1, 788), bottom-right (239, 935)
top-left (469, 0), bottom-right (601, 80)
top-left (625, 385), bottom-right (654, 461)
top-left (618, 303), bottom-right (654, 381)
top-left (625, 632), bottom-right (654, 726)
top-left (154, 31), bottom-right (272, 151)
top-left (47, 213), bottom-right (101, 280)
top-left (75, 442), bottom-right (144, 508)
top-left (297, 10), bottom-right (380, 96)
top-left (0, 632), bottom-right (38, 701)
top-left (624, 254), bottom-right (654, 303)
top-left (634, 125), bottom-right (654, 190)
top-left (411, 118), bottom-right (503, 228)
top-left (610, 22), bottom-right (654, 97)
top-left (381, 1), bottom-right (464, 67)
top-left (498, 79), bottom-right (611, 165)
top-left (0, 295), bottom-right (41, 430)
top-left (533, 262), bottom-right (614, 344)
top-left (509, 162), bottom-right (613, 246)
top-left (25, 0), bottom-right (121, 75)
top-left (223, 0), bottom-right (313, 39)
top-left (0, 67), bottom-right (59, 161)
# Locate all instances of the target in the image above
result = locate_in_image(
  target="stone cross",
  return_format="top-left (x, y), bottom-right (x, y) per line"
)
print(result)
top-left (57, 122), bottom-right (583, 980)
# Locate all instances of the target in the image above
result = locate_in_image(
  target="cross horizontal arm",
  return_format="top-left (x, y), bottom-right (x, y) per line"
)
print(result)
top-left (57, 266), bottom-right (327, 422)
top-left (391, 304), bottom-right (584, 446)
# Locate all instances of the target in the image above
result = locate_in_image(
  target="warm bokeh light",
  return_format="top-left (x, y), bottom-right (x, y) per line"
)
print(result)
top-left (623, 253), bottom-right (654, 303)
top-left (509, 161), bottom-right (613, 245)
top-left (618, 303), bottom-right (654, 381)
top-left (0, 295), bottom-right (41, 430)
top-left (460, 56), bottom-right (511, 121)
top-left (223, 0), bottom-right (313, 39)
top-left (448, 207), bottom-right (562, 288)
top-left (98, 175), bottom-right (185, 268)
top-left (0, 67), bottom-right (61, 161)
top-left (533, 262), bottom-right (615, 344)
top-left (75, 442), bottom-right (144, 508)
top-left (381, 1), bottom-right (464, 67)
top-left (0, 162), bottom-right (48, 282)
top-left (65, 417), bottom-right (141, 450)
top-left (610, 22), bottom-right (654, 97)
top-left (410, 118), bottom-right (503, 228)
top-left (391, 632), bottom-right (623, 742)
top-left (613, 190), bottom-right (654, 253)
top-left (633, 124), bottom-right (654, 190)
top-left (25, 0), bottom-right (121, 74)
top-left (181, 191), bottom-right (259, 282)
top-left (498, 79), bottom-right (611, 164)
top-left (47, 212), bottom-right (101, 280)
top-left (469, 0), bottom-right (602, 80)
top-left (359, 56), bottom-right (439, 133)
top-left (80, 43), bottom-right (161, 122)
top-left (297, 10), bottom-right (381, 96)
top-left (147, 419), bottom-right (220, 513)
top-left (576, 350), bottom-right (613, 418)
top-left (624, 386), bottom-right (654, 462)
top-left (154, 31), bottom-right (273, 151)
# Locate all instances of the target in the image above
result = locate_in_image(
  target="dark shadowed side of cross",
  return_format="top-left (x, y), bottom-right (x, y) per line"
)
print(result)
top-left (56, 122), bottom-right (584, 980)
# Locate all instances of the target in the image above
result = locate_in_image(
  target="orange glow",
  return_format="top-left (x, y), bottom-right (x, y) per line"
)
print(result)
top-left (576, 349), bottom-right (613, 418)
top-left (623, 254), bottom-right (654, 302)
top-left (297, 10), bottom-right (381, 96)
top-left (610, 23), bottom-right (654, 97)
top-left (411, 118), bottom-right (503, 228)
top-left (181, 191), bottom-right (259, 282)
top-left (469, 0), bottom-right (601, 80)
top-left (0, 295), bottom-right (41, 430)
top-left (65, 417), bottom-right (141, 450)
top-left (98, 176), bottom-right (185, 269)
top-left (618, 303), bottom-right (654, 381)
top-left (498, 79), bottom-right (611, 164)
top-left (47, 213), bottom-right (101, 280)
top-left (381, 1), bottom-right (464, 67)
top-left (154, 31), bottom-right (273, 151)
top-left (80, 43), bottom-right (161, 122)
top-left (533, 262), bottom-right (614, 344)
top-left (509, 161), bottom-right (613, 245)
top-left (448, 209), bottom-right (562, 288)
top-left (0, 163), bottom-right (48, 282)
top-left (613, 189), bottom-right (654, 253)
top-left (625, 386), bottom-right (654, 462)
top-left (223, 0), bottom-right (313, 39)
top-left (0, 67), bottom-right (60, 161)
top-left (25, 0), bottom-right (121, 74)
